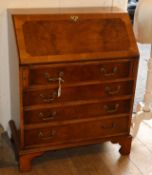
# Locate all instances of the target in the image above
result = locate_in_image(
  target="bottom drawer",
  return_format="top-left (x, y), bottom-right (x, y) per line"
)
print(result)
top-left (24, 116), bottom-right (129, 147)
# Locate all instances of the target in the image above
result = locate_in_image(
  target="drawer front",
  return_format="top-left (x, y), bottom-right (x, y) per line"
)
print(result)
top-left (23, 81), bottom-right (133, 106)
top-left (29, 61), bottom-right (131, 86)
top-left (24, 117), bottom-right (129, 147)
top-left (24, 99), bottom-right (131, 124)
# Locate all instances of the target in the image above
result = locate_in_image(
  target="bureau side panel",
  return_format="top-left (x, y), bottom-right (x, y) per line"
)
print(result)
top-left (8, 12), bottom-right (20, 129)
top-left (128, 58), bottom-right (139, 129)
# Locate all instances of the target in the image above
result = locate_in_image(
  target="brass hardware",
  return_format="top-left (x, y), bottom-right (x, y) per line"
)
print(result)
top-left (40, 91), bottom-right (57, 103)
top-left (39, 111), bottom-right (57, 121)
top-left (105, 86), bottom-right (121, 95)
top-left (70, 15), bottom-right (79, 22)
top-left (100, 66), bottom-right (118, 77)
top-left (101, 123), bottom-right (117, 129)
top-left (59, 71), bottom-right (64, 77)
top-left (38, 130), bottom-right (56, 140)
top-left (104, 104), bottom-right (119, 113)
top-left (44, 71), bottom-right (64, 83)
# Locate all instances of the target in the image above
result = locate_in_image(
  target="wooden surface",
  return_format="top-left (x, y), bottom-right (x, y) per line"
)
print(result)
top-left (10, 8), bottom-right (139, 172)
top-left (12, 7), bottom-right (138, 64)
top-left (1, 122), bottom-right (152, 175)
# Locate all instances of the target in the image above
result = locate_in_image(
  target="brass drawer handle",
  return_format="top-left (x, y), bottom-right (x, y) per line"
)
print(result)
top-left (40, 91), bottom-right (57, 103)
top-left (101, 123), bottom-right (117, 129)
top-left (39, 111), bottom-right (57, 121)
top-left (104, 104), bottom-right (119, 113)
top-left (100, 66), bottom-right (118, 77)
top-left (70, 15), bottom-right (79, 22)
top-left (44, 71), bottom-right (64, 83)
top-left (105, 86), bottom-right (121, 95)
top-left (38, 130), bottom-right (56, 140)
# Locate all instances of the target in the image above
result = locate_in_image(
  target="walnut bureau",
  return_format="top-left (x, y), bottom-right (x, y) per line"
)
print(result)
top-left (9, 7), bottom-right (139, 172)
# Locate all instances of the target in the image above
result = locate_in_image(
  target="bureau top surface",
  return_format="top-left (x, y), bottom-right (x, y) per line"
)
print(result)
top-left (13, 7), bottom-right (139, 64)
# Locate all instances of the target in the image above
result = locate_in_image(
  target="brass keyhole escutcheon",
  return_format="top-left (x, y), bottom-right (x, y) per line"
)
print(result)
top-left (70, 15), bottom-right (79, 22)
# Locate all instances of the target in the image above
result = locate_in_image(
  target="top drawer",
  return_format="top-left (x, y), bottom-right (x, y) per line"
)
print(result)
top-left (26, 60), bottom-right (132, 87)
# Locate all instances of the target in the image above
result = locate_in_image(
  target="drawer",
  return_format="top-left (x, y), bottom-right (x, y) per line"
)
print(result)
top-left (24, 99), bottom-right (131, 124)
top-left (24, 116), bottom-right (129, 147)
top-left (28, 61), bottom-right (131, 86)
top-left (23, 81), bottom-right (133, 106)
